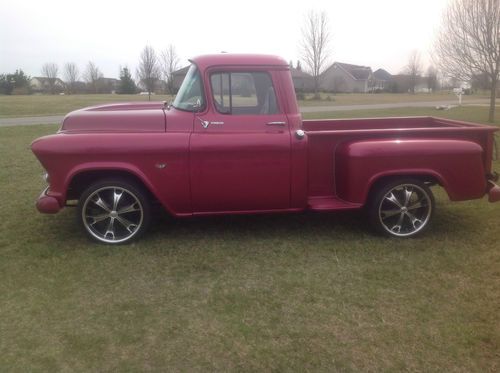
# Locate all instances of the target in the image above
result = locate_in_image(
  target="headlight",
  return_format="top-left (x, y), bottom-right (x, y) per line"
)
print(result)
top-left (43, 172), bottom-right (50, 184)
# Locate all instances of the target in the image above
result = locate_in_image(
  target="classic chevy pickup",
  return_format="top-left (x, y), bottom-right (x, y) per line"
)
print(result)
top-left (32, 54), bottom-right (500, 244)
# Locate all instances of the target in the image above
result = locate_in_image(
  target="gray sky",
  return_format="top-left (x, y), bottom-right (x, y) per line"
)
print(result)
top-left (0, 0), bottom-right (449, 79)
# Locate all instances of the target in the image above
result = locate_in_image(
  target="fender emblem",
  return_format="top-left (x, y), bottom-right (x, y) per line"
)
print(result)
top-left (155, 163), bottom-right (167, 169)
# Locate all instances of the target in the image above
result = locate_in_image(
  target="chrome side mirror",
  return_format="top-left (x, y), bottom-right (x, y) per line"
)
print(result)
top-left (295, 129), bottom-right (305, 139)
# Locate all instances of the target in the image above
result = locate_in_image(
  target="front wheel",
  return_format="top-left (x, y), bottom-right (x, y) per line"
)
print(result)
top-left (368, 179), bottom-right (434, 238)
top-left (78, 179), bottom-right (151, 244)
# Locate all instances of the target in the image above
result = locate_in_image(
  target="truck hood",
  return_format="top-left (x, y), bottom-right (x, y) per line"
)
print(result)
top-left (60, 102), bottom-right (166, 132)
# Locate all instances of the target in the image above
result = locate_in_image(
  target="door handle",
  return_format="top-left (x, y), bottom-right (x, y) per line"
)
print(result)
top-left (266, 121), bottom-right (286, 126)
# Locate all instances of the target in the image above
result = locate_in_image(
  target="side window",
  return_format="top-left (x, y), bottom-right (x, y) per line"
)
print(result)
top-left (210, 72), bottom-right (278, 115)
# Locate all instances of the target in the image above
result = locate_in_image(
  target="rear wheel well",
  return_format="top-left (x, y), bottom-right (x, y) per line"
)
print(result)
top-left (367, 174), bottom-right (440, 203)
top-left (66, 170), bottom-right (157, 203)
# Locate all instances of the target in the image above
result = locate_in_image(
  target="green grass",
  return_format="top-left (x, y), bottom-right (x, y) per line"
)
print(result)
top-left (0, 94), bottom-right (173, 118)
top-left (303, 105), bottom-right (500, 126)
top-left (0, 107), bottom-right (499, 370)
top-left (298, 92), bottom-right (491, 107)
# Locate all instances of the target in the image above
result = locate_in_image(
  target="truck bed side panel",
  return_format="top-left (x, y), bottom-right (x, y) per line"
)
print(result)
top-left (335, 139), bottom-right (486, 203)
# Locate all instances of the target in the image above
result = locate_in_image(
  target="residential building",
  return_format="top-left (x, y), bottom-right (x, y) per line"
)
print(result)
top-left (320, 62), bottom-right (374, 93)
top-left (30, 77), bottom-right (65, 93)
top-left (373, 68), bottom-right (393, 91)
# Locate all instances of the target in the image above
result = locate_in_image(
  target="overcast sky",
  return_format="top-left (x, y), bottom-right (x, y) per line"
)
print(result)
top-left (0, 0), bottom-right (449, 79)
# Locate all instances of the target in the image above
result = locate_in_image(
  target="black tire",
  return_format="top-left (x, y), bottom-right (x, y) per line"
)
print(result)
top-left (368, 178), bottom-right (435, 238)
top-left (78, 178), bottom-right (151, 244)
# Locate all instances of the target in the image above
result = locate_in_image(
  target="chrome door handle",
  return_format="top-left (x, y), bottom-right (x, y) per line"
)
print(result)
top-left (266, 121), bottom-right (286, 126)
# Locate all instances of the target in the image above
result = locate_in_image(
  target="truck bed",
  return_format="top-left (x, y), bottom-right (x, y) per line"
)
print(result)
top-left (302, 116), bottom-right (497, 202)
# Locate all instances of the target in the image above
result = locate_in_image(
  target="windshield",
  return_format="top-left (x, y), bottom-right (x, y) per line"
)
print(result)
top-left (172, 64), bottom-right (205, 111)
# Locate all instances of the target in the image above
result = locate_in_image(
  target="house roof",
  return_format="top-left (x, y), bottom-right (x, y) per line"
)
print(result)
top-left (327, 62), bottom-right (372, 81)
top-left (373, 68), bottom-right (393, 81)
top-left (31, 77), bottom-right (64, 84)
top-left (97, 77), bottom-right (120, 83)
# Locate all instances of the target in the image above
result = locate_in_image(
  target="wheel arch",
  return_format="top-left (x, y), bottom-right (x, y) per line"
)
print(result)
top-left (364, 170), bottom-right (447, 205)
top-left (64, 164), bottom-right (173, 213)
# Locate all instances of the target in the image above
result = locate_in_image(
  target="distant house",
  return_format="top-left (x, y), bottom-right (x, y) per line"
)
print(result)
top-left (290, 67), bottom-right (315, 92)
top-left (320, 62), bottom-right (374, 93)
top-left (31, 77), bottom-right (65, 93)
top-left (373, 68), bottom-right (393, 92)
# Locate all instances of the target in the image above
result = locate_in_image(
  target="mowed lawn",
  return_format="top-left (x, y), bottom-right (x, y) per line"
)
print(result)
top-left (0, 107), bottom-right (499, 371)
top-left (0, 94), bottom-right (173, 118)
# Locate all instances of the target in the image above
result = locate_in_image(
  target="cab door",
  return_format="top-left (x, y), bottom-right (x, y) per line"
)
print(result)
top-left (189, 70), bottom-right (291, 213)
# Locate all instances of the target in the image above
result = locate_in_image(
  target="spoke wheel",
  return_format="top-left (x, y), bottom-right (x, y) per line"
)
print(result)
top-left (369, 179), bottom-right (434, 238)
top-left (78, 179), bottom-right (150, 244)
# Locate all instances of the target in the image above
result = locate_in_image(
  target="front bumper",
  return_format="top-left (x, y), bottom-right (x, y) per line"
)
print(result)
top-left (487, 181), bottom-right (500, 203)
top-left (36, 187), bottom-right (62, 214)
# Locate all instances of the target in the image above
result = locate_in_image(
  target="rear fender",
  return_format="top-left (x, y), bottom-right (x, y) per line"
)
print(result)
top-left (335, 138), bottom-right (487, 204)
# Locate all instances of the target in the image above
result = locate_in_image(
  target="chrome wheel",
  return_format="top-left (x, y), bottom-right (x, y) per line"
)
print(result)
top-left (377, 183), bottom-right (433, 237)
top-left (368, 179), bottom-right (435, 238)
top-left (81, 185), bottom-right (144, 244)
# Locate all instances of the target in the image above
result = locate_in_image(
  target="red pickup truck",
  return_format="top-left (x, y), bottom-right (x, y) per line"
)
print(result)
top-left (32, 54), bottom-right (500, 244)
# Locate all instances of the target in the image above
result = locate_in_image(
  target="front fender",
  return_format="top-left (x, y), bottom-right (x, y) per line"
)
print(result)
top-left (335, 138), bottom-right (487, 204)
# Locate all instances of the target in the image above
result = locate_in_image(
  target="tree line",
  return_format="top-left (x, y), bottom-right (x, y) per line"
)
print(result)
top-left (1, 0), bottom-right (498, 121)
top-left (0, 44), bottom-right (180, 97)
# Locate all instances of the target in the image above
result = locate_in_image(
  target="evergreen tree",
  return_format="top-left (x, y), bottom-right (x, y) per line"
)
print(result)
top-left (118, 66), bottom-right (137, 94)
top-left (0, 69), bottom-right (31, 95)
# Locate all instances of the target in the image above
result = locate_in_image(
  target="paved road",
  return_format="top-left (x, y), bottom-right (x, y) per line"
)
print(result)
top-left (0, 99), bottom-right (492, 127)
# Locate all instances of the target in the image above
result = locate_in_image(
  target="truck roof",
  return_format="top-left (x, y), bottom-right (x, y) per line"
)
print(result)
top-left (190, 54), bottom-right (289, 70)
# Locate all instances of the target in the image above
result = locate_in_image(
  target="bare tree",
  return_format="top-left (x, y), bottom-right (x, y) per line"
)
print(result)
top-left (136, 45), bottom-right (160, 100)
top-left (301, 10), bottom-right (331, 97)
top-left (83, 61), bottom-right (103, 93)
top-left (426, 66), bottom-right (439, 92)
top-left (41, 62), bottom-right (59, 94)
top-left (435, 0), bottom-right (500, 122)
top-left (63, 62), bottom-right (79, 94)
top-left (404, 51), bottom-right (423, 94)
top-left (160, 44), bottom-right (180, 94)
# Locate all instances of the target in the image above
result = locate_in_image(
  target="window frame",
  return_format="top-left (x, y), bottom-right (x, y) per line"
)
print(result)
top-left (171, 63), bottom-right (207, 113)
top-left (208, 70), bottom-right (280, 115)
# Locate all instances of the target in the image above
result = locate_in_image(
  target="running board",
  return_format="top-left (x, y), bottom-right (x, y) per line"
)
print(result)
top-left (308, 196), bottom-right (362, 211)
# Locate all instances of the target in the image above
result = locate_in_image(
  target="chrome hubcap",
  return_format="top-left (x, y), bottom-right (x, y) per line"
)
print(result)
top-left (82, 186), bottom-right (143, 243)
top-left (378, 184), bottom-right (432, 237)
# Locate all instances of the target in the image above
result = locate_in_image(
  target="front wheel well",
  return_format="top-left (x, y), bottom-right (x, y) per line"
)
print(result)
top-left (66, 170), bottom-right (157, 203)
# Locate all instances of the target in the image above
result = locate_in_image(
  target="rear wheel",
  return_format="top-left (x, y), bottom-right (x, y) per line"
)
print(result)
top-left (368, 179), bottom-right (434, 237)
top-left (78, 179), bottom-right (151, 244)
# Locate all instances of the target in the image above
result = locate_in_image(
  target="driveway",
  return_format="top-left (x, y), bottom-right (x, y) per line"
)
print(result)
top-left (0, 99), bottom-right (492, 127)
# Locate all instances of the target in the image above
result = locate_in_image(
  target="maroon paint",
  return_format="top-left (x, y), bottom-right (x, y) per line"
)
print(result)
top-left (31, 54), bottom-right (499, 217)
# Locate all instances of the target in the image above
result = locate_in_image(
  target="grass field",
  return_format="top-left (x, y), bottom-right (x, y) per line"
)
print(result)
top-left (298, 91), bottom-right (491, 107)
top-left (0, 107), bottom-right (499, 370)
top-left (0, 92), bottom-right (493, 118)
top-left (0, 94), bottom-right (173, 118)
